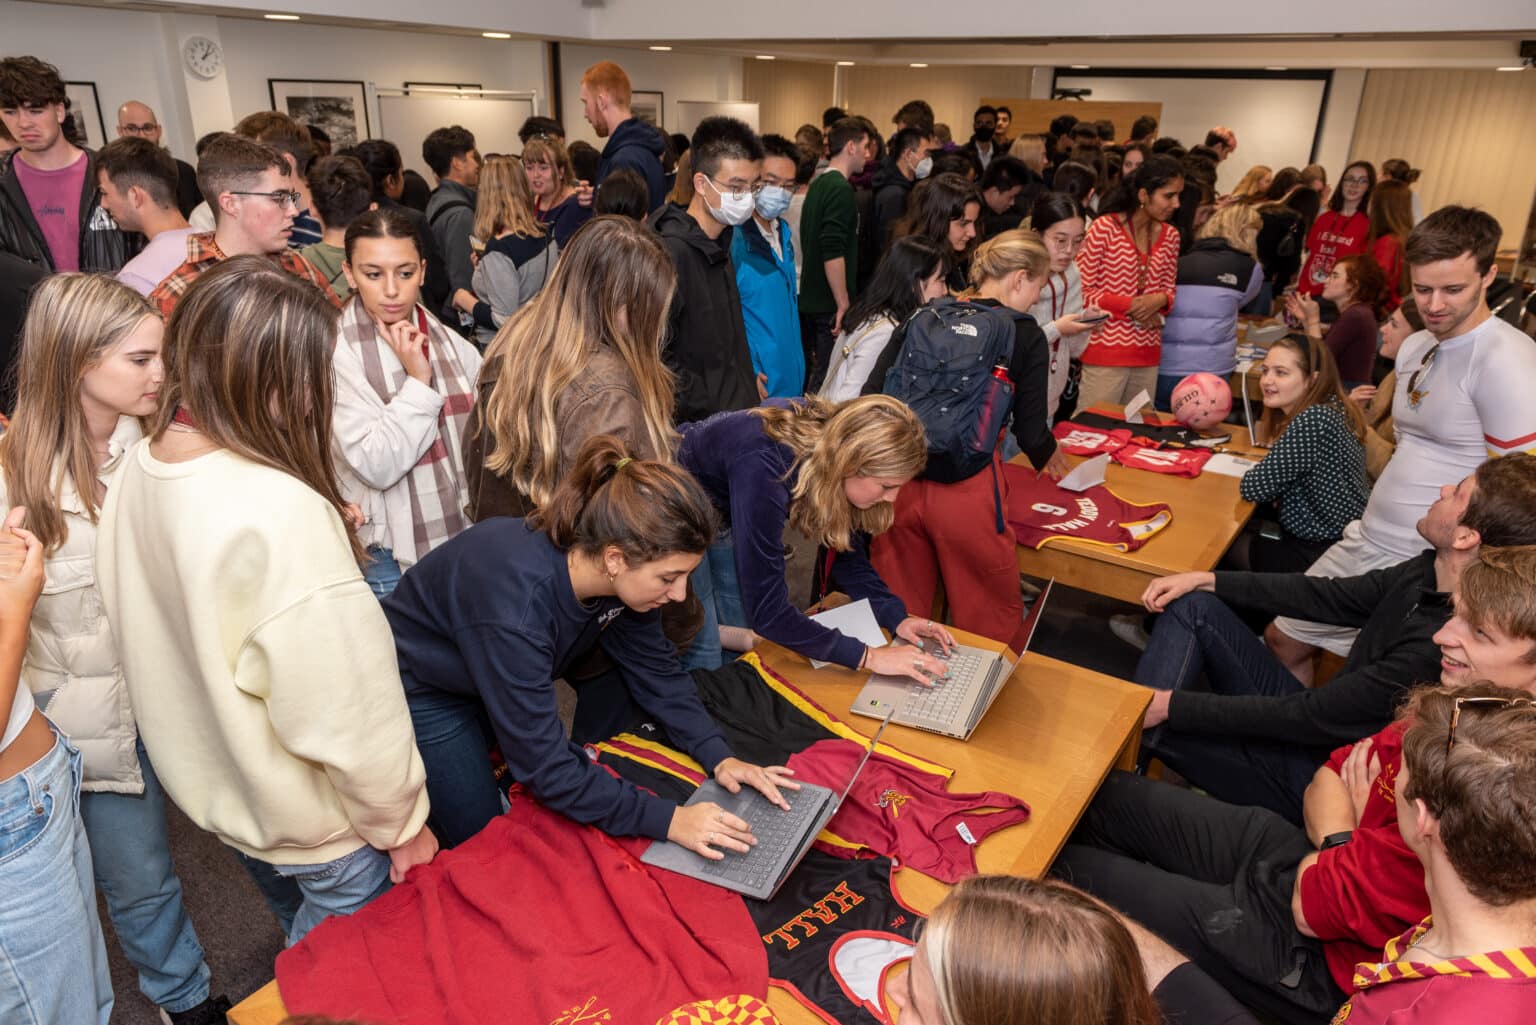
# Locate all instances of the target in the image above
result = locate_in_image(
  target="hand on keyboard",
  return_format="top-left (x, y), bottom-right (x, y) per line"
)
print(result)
top-left (865, 644), bottom-right (950, 686)
top-left (668, 801), bottom-right (755, 860)
top-left (895, 615), bottom-right (957, 657)
top-left (713, 757), bottom-right (799, 811)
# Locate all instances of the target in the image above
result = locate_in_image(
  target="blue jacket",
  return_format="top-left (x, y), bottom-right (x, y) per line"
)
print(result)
top-left (730, 218), bottom-right (806, 398)
top-left (597, 118), bottom-right (667, 215)
top-left (1161, 237), bottom-right (1263, 378)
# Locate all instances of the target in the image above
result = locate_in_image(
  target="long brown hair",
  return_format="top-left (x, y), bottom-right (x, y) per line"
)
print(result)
top-left (754, 396), bottom-right (927, 551)
top-left (151, 255), bottom-right (362, 561)
top-left (1368, 179), bottom-right (1415, 299)
top-left (472, 155), bottom-right (544, 240)
top-left (478, 216), bottom-right (678, 508)
top-left (921, 876), bottom-right (1161, 1025)
top-left (893, 172), bottom-right (983, 259)
top-left (0, 274), bottom-right (159, 551)
top-left (1259, 335), bottom-right (1368, 445)
top-left (529, 434), bottom-right (715, 563)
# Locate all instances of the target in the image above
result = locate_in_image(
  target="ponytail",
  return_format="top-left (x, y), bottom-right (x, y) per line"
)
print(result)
top-left (529, 434), bottom-right (717, 562)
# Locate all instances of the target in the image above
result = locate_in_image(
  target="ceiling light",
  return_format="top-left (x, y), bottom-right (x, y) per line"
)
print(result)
top-left (1266, 65), bottom-right (1288, 71)
top-left (909, 63), bottom-right (928, 68)
top-left (649, 45), bottom-right (672, 51)
top-left (1069, 64), bottom-right (1090, 69)
top-left (482, 31), bottom-right (512, 39)
top-left (837, 61), bottom-right (856, 67)
top-left (264, 12), bottom-right (300, 19)
top-left (755, 55), bottom-right (776, 61)
top-left (1496, 65), bottom-right (1524, 71)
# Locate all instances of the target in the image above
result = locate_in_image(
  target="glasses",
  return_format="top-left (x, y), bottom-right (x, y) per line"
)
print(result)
top-left (228, 190), bottom-right (302, 209)
top-left (119, 122), bottom-right (159, 135)
top-left (1406, 341), bottom-right (1441, 408)
top-left (1341, 176), bottom-right (1371, 186)
top-left (706, 177), bottom-right (761, 201)
top-left (1446, 695), bottom-right (1536, 756)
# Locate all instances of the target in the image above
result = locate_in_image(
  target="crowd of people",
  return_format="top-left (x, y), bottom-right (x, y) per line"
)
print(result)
top-left (3, 47), bottom-right (1536, 1025)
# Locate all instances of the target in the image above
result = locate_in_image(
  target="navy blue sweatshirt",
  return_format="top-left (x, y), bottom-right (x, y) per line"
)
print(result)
top-left (382, 518), bottom-right (732, 840)
top-left (677, 406), bottom-right (908, 668)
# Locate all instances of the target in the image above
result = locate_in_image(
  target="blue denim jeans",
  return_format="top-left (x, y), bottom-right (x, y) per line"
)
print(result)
top-left (363, 545), bottom-right (403, 600)
top-left (405, 685), bottom-right (506, 848)
top-left (0, 731), bottom-right (113, 1025)
top-left (238, 843), bottom-right (392, 945)
top-left (1137, 592), bottom-right (1321, 824)
top-left (80, 740), bottom-right (210, 1012)
top-left (678, 535), bottom-right (745, 672)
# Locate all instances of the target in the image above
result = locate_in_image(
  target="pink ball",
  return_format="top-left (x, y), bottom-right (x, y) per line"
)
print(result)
top-left (1170, 372), bottom-right (1233, 430)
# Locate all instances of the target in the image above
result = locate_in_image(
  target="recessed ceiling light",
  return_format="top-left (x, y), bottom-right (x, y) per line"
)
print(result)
top-left (649, 45), bottom-right (672, 51)
top-left (909, 62), bottom-right (928, 68)
top-left (264, 12), bottom-right (300, 19)
top-left (837, 61), bottom-right (856, 67)
top-left (1496, 65), bottom-right (1524, 71)
top-left (1069, 64), bottom-right (1090, 69)
top-left (482, 31), bottom-right (512, 39)
top-left (755, 55), bottom-right (776, 61)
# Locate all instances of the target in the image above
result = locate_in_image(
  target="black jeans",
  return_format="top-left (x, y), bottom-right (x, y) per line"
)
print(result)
top-left (1137, 592), bottom-right (1327, 824)
top-left (1053, 772), bottom-right (1343, 1025)
top-left (800, 312), bottom-right (838, 394)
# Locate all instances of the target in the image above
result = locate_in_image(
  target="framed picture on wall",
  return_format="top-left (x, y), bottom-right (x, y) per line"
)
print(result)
top-left (268, 79), bottom-right (371, 148)
top-left (631, 90), bottom-right (664, 129)
top-left (65, 82), bottom-right (106, 150)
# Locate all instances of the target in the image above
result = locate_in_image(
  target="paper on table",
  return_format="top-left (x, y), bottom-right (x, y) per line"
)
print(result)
top-left (1205, 453), bottom-right (1261, 478)
top-left (1058, 452), bottom-right (1109, 492)
top-left (1123, 389), bottom-right (1152, 424)
top-left (807, 598), bottom-right (887, 669)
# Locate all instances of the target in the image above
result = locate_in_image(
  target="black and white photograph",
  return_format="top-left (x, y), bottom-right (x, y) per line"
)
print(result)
top-left (64, 80), bottom-right (105, 149)
top-left (267, 78), bottom-right (370, 148)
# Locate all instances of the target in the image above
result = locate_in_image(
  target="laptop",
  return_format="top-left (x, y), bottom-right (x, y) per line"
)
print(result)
top-left (850, 579), bottom-right (1054, 739)
top-left (1241, 376), bottom-right (1272, 450)
top-left (640, 714), bottom-right (891, 901)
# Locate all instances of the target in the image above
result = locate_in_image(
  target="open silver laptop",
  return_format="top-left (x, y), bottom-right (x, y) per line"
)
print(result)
top-left (1241, 376), bottom-right (1272, 450)
top-left (640, 714), bottom-right (891, 901)
top-left (851, 580), bottom-right (1054, 739)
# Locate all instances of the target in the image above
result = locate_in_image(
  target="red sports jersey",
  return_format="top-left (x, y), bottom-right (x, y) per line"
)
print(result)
top-left (1002, 465), bottom-right (1173, 552)
top-left (1110, 436), bottom-right (1213, 477)
top-left (275, 791), bottom-right (768, 1025)
top-left (787, 739), bottom-right (1029, 883)
top-left (1052, 421), bottom-right (1133, 456)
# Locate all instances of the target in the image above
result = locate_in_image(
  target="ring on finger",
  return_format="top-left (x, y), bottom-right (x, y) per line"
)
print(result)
top-left (706, 831), bottom-right (715, 844)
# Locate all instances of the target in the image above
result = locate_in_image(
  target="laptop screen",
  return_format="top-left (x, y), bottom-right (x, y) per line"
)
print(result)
top-left (1003, 578), bottom-right (1054, 661)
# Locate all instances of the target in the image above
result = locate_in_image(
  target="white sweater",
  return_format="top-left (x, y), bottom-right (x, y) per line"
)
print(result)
top-left (96, 443), bottom-right (429, 864)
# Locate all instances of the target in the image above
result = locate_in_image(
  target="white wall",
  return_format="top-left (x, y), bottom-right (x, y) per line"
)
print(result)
top-left (558, 44), bottom-right (743, 150)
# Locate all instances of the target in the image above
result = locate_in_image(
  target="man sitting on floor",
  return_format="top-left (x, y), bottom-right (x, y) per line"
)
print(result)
top-left (1328, 681), bottom-right (1536, 1023)
top-left (1053, 544), bottom-right (1536, 1025)
top-left (1133, 452), bottom-right (1536, 824)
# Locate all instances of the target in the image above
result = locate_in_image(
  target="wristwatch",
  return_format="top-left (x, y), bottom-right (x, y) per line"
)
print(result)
top-left (1320, 830), bottom-right (1354, 850)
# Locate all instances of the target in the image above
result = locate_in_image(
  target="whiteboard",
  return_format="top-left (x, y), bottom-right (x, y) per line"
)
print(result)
top-left (1053, 73), bottom-right (1329, 196)
top-left (376, 93), bottom-right (536, 180)
top-left (674, 101), bottom-right (760, 138)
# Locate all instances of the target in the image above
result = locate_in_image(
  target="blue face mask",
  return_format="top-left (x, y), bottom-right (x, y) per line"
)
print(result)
top-left (755, 183), bottom-right (794, 220)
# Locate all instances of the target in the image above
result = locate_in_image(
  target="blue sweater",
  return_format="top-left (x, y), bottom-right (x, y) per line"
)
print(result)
top-left (1161, 238), bottom-right (1263, 378)
top-left (730, 217), bottom-right (806, 398)
top-left (678, 406), bottom-right (908, 667)
top-left (596, 117), bottom-right (667, 215)
top-left (382, 518), bottom-right (732, 840)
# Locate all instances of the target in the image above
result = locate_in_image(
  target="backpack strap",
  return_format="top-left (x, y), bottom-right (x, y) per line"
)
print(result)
top-left (428, 198), bottom-right (472, 227)
top-left (990, 458), bottom-right (1006, 535)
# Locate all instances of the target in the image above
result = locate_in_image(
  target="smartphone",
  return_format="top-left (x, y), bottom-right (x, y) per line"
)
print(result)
top-left (1078, 308), bottom-right (1111, 325)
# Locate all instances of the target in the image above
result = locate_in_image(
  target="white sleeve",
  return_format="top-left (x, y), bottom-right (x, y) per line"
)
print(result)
top-left (331, 342), bottom-right (445, 490)
top-left (1474, 330), bottom-right (1536, 457)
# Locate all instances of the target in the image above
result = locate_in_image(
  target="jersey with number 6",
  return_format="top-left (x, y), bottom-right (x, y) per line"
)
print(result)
top-left (1003, 465), bottom-right (1173, 552)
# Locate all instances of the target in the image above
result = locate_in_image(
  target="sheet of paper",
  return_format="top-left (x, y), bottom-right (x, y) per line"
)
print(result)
top-left (1058, 452), bottom-right (1109, 492)
top-left (808, 598), bottom-right (887, 669)
top-left (1204, 453), bottom-right (1261, 478)
top-left (1123, 389), bottom-right (1152, 424)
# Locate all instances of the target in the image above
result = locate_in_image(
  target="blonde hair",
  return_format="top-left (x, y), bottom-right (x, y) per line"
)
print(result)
top-left (667, 150), bottom-right (696, 207)
top-left (0, 274), bottom-right (158, 552)
top-left (753, 396), bottom-right (927, 551)
top-left (1008, 136), bottom-right (1046, 173)
top-left (967, 228), bottom-right (1051, 289)
top-left (1230, 164), bottom-right (1272, 200)
top-left (478, 216), bottom-right (678, 508)
top-left (1198, 202), bottom-right (1260, 258)
top-left (473, 155), bottom-right (544, 241)
top-left (921, 876), bottom-right (1161, 1025)
top-left (521, 136), bottom-right (575, 196)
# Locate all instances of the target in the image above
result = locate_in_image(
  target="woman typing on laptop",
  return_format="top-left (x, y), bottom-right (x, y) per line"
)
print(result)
top-left (381, 435), bottom-right (798, 857)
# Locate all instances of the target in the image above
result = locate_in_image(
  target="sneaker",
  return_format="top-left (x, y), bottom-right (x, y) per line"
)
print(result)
top-left (160, 995), bottom-right (232, 1025)
top-left (1109, 613), bottom-right (1150, 652)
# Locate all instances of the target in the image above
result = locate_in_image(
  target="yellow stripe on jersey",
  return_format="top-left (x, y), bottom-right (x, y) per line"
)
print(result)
top-left (592, 740), bottom-right (701, 786)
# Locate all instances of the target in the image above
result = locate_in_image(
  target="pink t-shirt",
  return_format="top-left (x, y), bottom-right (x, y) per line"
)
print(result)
top-left (12, 151), bottom-right (87, 272)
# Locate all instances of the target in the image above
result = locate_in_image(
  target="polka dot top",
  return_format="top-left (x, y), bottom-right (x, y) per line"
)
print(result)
top-left (1240, 401), bottom-right (1370, 542)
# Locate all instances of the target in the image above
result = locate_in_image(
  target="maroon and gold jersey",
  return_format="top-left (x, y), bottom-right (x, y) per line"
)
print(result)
top-left (1003, 465), bottom-right (1173, 552)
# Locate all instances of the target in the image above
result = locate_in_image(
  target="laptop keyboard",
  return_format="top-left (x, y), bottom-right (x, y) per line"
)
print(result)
top-left (901, 650), bottom-right (983, 722)
top-left (700, 794), bottom-right (824, 892)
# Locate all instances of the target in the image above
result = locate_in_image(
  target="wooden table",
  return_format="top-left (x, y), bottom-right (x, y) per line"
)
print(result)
top-left (229, 633), bottom-right (1150, 1025)
top-left (1014, 413), bottom-right (1264, 605)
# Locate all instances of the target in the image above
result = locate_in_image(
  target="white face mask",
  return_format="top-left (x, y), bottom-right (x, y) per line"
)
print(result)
top-left (703, 177), bottom-right (756, 226)
top-left (914, 155), bottom-right (933, 180)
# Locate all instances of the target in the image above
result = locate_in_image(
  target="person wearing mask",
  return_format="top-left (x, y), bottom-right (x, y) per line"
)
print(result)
top-left (300, 154), bottom-right (375, 301)
top-left (0, 55), bottom-right (136, 273)
top-left (522, 134), bottom-right (592, 248)
top-left (0, 275), bottom-right (231, 1025)
top-left (798, 117), bottom-right (869, 392)
top-left (1297, 160), bottom-right (1373, 299)
top-left (652, 116), bottom-right (762, 422)
top-left (341, 139), bottom-right (449, 315)
top-left (1158, 203), bottom-right (1263, 408)
top-left (1075, 154), bottom-right (1183, 408)
top-left (868, 126), bottom-right (930, 254)
top-left (147, 135), bottom-right (340, 317)
top-left (872, 231), bottom-right (1069, 642)
top-left (98, 258), bottom-right (437, 945)
top-left (731, 134), bottom-right (805, 400)
top-left (1285, 253), bottom-right (1387, 391)
top-left (333, 208), bottom-right (482, 599)
top-left (1025, 192), bottom-right (1102, 423)
top-left (580, 61), bottom-right (666, 215)
top-left (454, 155), bottom-right (557, 346)
top-left (891, 172), bottom-right (983, 294)
top-left (422, 124), bottom-right (482, 326)
top-left (1367, 178), bottom-right (1415, 310)
top-left (824, 235), bottom-right (948, 401)
top-left (383, 434), bottom-right (797, 851)
top-left (1352, 297), bottom-right (1424, 481)
top-left (963, 106), bottom-right (1000, 173)
top-left (114, 100), bottom-right (199, 218)
top-left (977, 156), bottom-right (1031, 238)
top-left (95, 137), bottom-right (194, 297)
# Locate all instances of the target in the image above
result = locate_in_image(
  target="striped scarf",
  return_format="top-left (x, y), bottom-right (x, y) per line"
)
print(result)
top-left (339, 296), bottom-right (475, 564)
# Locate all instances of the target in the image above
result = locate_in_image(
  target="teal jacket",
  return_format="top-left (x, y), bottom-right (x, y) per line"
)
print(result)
top-left (730, 218), bottom-right (806, 398)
